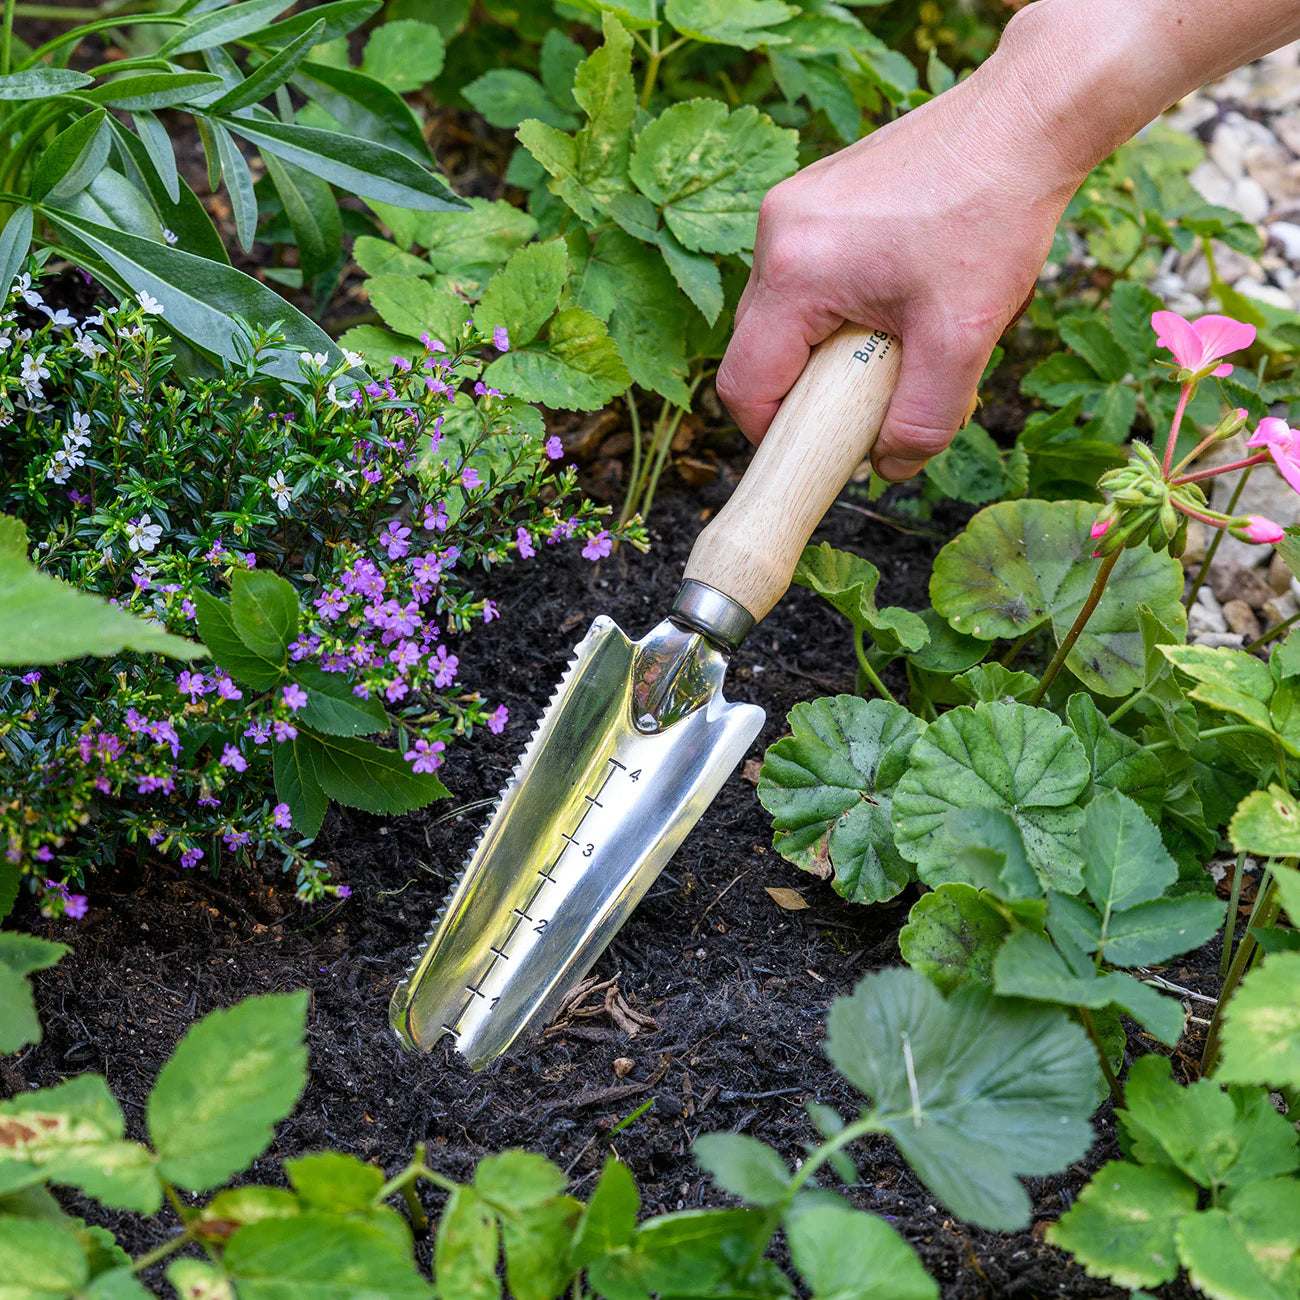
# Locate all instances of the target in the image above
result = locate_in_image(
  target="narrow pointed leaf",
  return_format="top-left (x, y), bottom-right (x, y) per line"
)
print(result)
top-left (206, 19), bottom-right (323, 114)
top-left (156, 0), bottom-right (292, 57)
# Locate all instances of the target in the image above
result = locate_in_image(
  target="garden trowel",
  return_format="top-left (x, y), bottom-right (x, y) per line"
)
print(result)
top-left (391, 324), bottom-right (903, 1067)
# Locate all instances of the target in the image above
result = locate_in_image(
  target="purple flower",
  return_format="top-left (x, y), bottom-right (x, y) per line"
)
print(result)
top-left (181, 599), bottom-right (197, 621)
top-left (489, 704), bottom-right (509, 735)
top-left (515, 527), bottom-right (535, 558)
top-left (63, 893), bottom-right (87, 919)
top-left (273, 802), bottom-right (293, 829)
top-left (245, 720), bottom-right (271, 744)
top-left (404, 738), bottom-right (446, 773)
top-left (336, 884), bottom-right (352, 899)
top-left (423, 502), bottom-right (449, 532)
top-left (582, 530), bottom-right (613, 562)
top-left (314, 588), bottom-right (349, 620)
top-left (431, 645), bottom-right (459, 688)
top-left (483, 600), bottom-right (499, 623)
top-left (147, 719), bottom-right (180, 757)
top-left (462, 467), bottom-right (481, 490)
top-left (380, 519), bottom-right (412, 559)
top-left (282, 683), bottom-right (308, 713)
top-left (391, 356), bottom-right (412, 372)
top-left (35, 846), bottom-right (53, 863)
top-left (21, 671), bottom-right (40, 686)
top-left (385, 679), bottom-right (409, 703)
top-left (420, 332), bottom-right (446, 353)
top-left (223, 829), bottom-right (252, 850)
top-left (214, 673), bottom-right (243, 702)
top-left (96, 733), bottom-right (123, 761)
top-left (68, 489), bottom-right (89, 506)
top-left (177, 670), bottom-right (206, 699)
top-left (362, 466), bottom-right (383, 485)
top-left (197, 794), bottom-right (220, 808)
top-left (220, 744), bottom-right (247, 772)
top-left (494, 325), bottom-right (510, 352)
top-left (544, 436), bottom-right (563, 460)
top-left (274, 720), bottom-right (298, 743)
top-left (473, 381), bottom-right (500, 398)
top-left (180, 847), bottom-right (204, 869)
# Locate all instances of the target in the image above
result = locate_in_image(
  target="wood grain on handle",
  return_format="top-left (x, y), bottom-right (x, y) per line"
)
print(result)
top-left (682, 324), bottom-right (903, 623)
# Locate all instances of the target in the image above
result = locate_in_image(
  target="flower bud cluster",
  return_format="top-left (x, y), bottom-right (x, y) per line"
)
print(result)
top-left (1092, 444), bottom-right (1197, 559)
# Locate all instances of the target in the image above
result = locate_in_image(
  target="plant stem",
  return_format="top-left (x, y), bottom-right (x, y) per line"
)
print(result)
top-left (1030, 551), bottom-right (1120, 706)
top-left (131, 1233), bottom-right (190, 1274)
top-left (1186, 464), bottom-right (1253, 608)
top-left (999, 629), bottom-right (1035, 668)
top-left (619, 391), bottom-right (643, 529)
top-left (1079, 1006), bottom-right (1124, 1107)
top-left (1146, 723), bottom-right (1266, 752)
top-left (1244, 608), bottom-right (1300, 654)
top-left (1, 0), bottom-right (14, 77)
top-left (781, 1114), bottom-right (880, 1205)
top-left (1105, 685), bottom-right (1147, 727)
top-left (1171, 452), bottom-right (1268, 487)
top-left (1220, 851), bottom-right (1246, 981)
top-left (854, 629), bottom-right (897, 704)
top-left (1162, 382), bottom-right (1193, 478)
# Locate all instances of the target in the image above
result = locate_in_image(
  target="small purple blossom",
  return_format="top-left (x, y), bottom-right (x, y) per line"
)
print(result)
top-left (516, 527), bottom-right (535, 558)
top-left (181, 599), bottom-right (197, 621)
top-left (385, 678), bottom-right (409, 703)
top-left (35, 846), bottom-right (53, 863)
top-left (420, 332), bottom-right (446, 353)
top-left (411, 553), bottom-right (443, 585)
top-left (544, 436), bottom-right (563, 460)
top-left (181, 847), bottom-right (204, 869)
top-left (177, 670), bottom-right (207, 699)
top-left (405, 737), bottom-right (446, 774)
top-left (220, 744), bottom-right (247, 772)
top-left (214, 673), bottom-right (243, 702)
top-left (582, 530), bottom-right (613, 561)
top-left (380, 520), bottom-right (412, 559)
top-left (282, 683), bottom-right (308, 713)
top-left (431, 645), bottom-right (459, 688)
top-left (489, 704), bottom-right (509, 735)
top-left (273, 802), bottom-right (293, 830)
top-left (336, 884), bottom-right (352, 899)
top-left (423, 502), bottom-right (449, 532)
top-left (315, 588), bottom-right (349, 620)
top-left (462, 467), bottom-right (481, 490)
top-left (63, 893), bottom-right (87, 919)
top-left (246, 721), bottom-right (271, 743)
top-left (494, 325), bottom-right (510, 352)
top-left (362, 465), bottom-right (383, 485)
top-left (483, 600), bottom-right (499, 623)
top-left (274, 720), bottom-right (298, 742)
top-left (21, 671), bottom-right (40, 686)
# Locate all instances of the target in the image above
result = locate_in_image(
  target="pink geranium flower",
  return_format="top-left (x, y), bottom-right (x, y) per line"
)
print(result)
top-left (1241, 515), bottom-right (1285, 544)
top-left (1151, 310), bottom-right (1256, 378)
top-left (1247, 417), bottom-right (1300, 494)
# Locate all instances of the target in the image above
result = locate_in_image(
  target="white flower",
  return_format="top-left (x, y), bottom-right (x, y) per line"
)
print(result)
top-left (343, 349), bottom-right (364, 368)
top-left (299, 351), bottom-right (329, 371)
top-left (326, 383), bottom-right (341, 406)
top-left (15, 274), bottom-right (44, 310)
top-left (125, 514), bottom-right (163, 553)
top-left (267, 471), bottom-right (291, 511)
top-left (135, 291), bottom-right (164, 316)
top-left (45, 451), bottom-right (72, 484)
top-left (162, 228), bottom-right (178, 245)
top-left (41, 306), bottom-right (75, 329)
top-left (65, 412), bottom-right (91, 450)
top-left (72, 333), bottom-right (106, 360)
top-left (20, 353), bottom-right (49, 385)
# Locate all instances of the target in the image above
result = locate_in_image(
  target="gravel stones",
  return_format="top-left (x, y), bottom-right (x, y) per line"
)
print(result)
top-left (1207, 562), bottom-right (1277, 609)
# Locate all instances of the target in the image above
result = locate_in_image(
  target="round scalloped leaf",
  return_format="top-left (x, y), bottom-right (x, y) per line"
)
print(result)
top-left (898, 883), bottom-right (1009, 994)
top-left (892, 701), bottom-right (1091, 893)
top-left (758, 696), bottom-right (924, 904)
top-left (1175, 1183), bottom-right (1300, 1300)
top-left (930, 499), bottom-right (1186, 695)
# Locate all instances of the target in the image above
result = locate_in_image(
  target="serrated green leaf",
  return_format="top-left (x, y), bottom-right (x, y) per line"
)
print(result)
top-left (1059, 316), bottom-right (1129, 383)
top-left (788, 1203), bottom-right (938, 1299)
top-left (793, 542), bottom-right (928, 655)
top-left (194, 591), bottom-right (281, 689)
top-left (1046, 1160), bottom-right (1197, 1290)
top-left (286, 1151), bottom-right (385, 1212)
top-left (899, 883), bottom-right (1010, 994)
top-left (0, 67), bottom-right (92, 100)
top-left (1216, 950), bottom-right (1300, 1089)
top-left (931, 500), bottom-right (1187, 695)
top-left (893, 702), bottom-right (1091, 893)
top-left (0, 963), bottom-right (43, 1055)
top-left (945, 808), bottom-right (1043, 902)
top-left (1066, 693), bottom-right (1165, 815)
top-left (0, 1216), bottom-right (89, 1296)
top-left (166, 1259), bottom-right (234, 1300)
top-left (951, 663), bottom-right (1038, 704)
top-left (272, 733), bottom-right (328, 838)
top-left (656, 226), bottom-right (722, 324)
top-left (825, 969), bottom-right (1097, 1231)
top-left (309, 732), bottom-right (450, 815)
top-left (148, 991), bottom-right (309, 1192)
top-left (571, 1158), bottom-right (638, 1270)
top-left (366, 273), bottom-right (469, 345)
top-left (923, 421), bottom-right (1008, 505)
top-left (758, 695), bottom-right (923, 904)
top-left (483, 305), bottom-right (631, 411)
top-left (362, 19), bottom-right (445, 93)
top-left (434, 1186), bottom-right (499, 1300)
top-left (474, 1151), bottom-right (567, 1212)
top-left (629, 99), bottom-right (796, 255)
top-left (0, 1074), bottom-right (160, 1211)
top-left (1080, 790), bottom-right (1176, 915)
top-left (694, 1133), bottom-right (789, 1206)
top-left (1100, 895), bottom-right (1224, 967)
top-left (1176, 1183), bottom-right (1300, 1300)
top-left (1110, 280), bottom-right (1165, 361)
top-left (663, 0), bottom-right (797, 48)
top-left (1229, 785), bottom-right (1300, 857)
top-left (288, 665), bottom-right (386, 738)
top-left (463, 69), bottom-right (576, 130)
top-left (336, 324), bottom-right (421, 370)
top-left (501, 1196), bottom-right (583, 1300)
top-left (476, 240), bottom-right (566, 347)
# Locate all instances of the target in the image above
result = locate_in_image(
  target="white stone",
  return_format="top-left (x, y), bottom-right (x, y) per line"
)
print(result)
top-left (1231, 177), bottom-right (1272, 224)
top-left (1190, 159), bottom-right (1236, 208)
top-left (1234, 278), bottom-right (1297, 310)
top-left (1149, 271), bottom-right (1186, 299)
top-left (1194, 631), bottom-right (1247, 649)
top-left (1275, 266), bottom-right (1297, 290)
top-left (1269, 220), bottom-right (1300, 261)
top-left (1189, 603), bottom-right (1228, 636)
top-left (1277, 109), bottom-right (1300, 157)
top-left (1196, 585), bottom-right (1223, 615)
top-left (1210, 123), bottom-right (1247, 180)
top-left (1164, 95), bottom-right (1218, 135)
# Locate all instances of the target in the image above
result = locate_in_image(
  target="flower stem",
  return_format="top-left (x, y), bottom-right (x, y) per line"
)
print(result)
top-left (1162, 382), bottom-right (1193, 478)
top-left (1, 0), bottom-right (14, 77)
top-left (1220, 851), bottom-right (1246, 982)
top-left (1245, 608), bottom-right (1300, 654)
top-left (1030, 551), bottom-right (1120, 706)
top-left (1186, 463), bottom-right (1254, 608)
top-left (1078, 1007), bottom-right (1124, 1107)
top-left (1171, 452), bottom-right (1269, 487)
top-left (854, 629), bottom-right (897, 703)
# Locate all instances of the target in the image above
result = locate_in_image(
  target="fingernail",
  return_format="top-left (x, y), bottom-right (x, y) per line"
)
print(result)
top-left (875, 456), bottom-right (928, 482)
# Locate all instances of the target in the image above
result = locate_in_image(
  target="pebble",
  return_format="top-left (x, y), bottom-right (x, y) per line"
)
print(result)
top-left (1270, 221), bottom-right (1300, 259)
top-left (1234, 278), bottom-right (1297, 310)
top-left (1223, 599), bottom-right (1262, 640)
top-left (1189, 603), bottom-right (1227, 636)
top-left (1196, 585), bottom-right (1223, 614)
top-left (1208, 561), bottom-right (1276, 610)
top-left (1269, 551), bottom-right (1293, 592)
top-left (1195, 631), bottom-right (1247, 649)
top-left (1265, 591), bottom-right (1299, 628)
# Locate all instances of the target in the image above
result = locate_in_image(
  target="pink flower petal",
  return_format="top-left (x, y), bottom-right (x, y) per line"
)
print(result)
top-left (1211, 363), bottom-right (1234, 378)
top-left (1244, 515), bottom-right (1284, 544)
top-left (1151, 310), bottom-right (1201, 369)
top-left (1090, 517), bottom-right (1113, 540)
top-left (1248, 416), bottom-right (1294, 449)
top-left (1268, 445), bottom-right (1300, 496)
top-left (1191, 315), bottom-right (1256, 366)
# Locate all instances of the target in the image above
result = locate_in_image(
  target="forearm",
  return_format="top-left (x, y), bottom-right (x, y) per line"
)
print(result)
top-left (983, 0), bottom-right (1300, 178)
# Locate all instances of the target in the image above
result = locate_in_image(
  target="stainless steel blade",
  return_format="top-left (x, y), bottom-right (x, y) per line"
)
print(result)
top-left (390, 614), bottom-right (764, 1068)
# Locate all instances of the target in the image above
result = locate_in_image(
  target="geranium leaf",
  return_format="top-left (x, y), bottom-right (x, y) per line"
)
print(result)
top-left (930, 500), bottom-right (1186, 695)
top-left (629, 99), bottom-right (797, 255)
top-left (694, 1133), bottom-right (790, 1206)
top-left (898, 883), bottom-right (1009, 993)
top-left (757, 696), bottom-right (923, 904)
top-left (825, 969), bottom-right (1097, 1231)
top-left (1176, 1184), bottom-right (1300, 1300)
top-left (893, 701), bottom-right (1091, 893)
top-left (148, 991), bottom-right (309, 1191)
top-left (793, 542), bottom-right (929, 655)
top-left (1066, 693), bottom-right (1165, 814)
top-left (1215, 951), bottom-right (1300, 1089)
top-left (663, 0), bottom-right (797, 49)
top-left (361, 19), bottom-right (445, 93)
top-left (1046, 1160), bottom-right (1197, 1290)
top-left (786, 1203), bottom-right (938, 1300)
top-left (434, 1187), bottom-right (499, 1300)
top-left (367, 274), bottom-right (470, 346)
top-left (1229, 785), bottom-right (1300, 857)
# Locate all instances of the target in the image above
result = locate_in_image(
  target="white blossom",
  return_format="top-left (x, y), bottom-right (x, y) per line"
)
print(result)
top-left (72, 333), bottom-right (106, 360)
top-left (65, 412), bottom-right (91, 450)
top-left (125, 514), bottom-right (163, 553)
top-left (299, 351), bottom-right (329, 371)
top-left (42, 306), bottom-right (75, 329)
top-left (14, 274), bottom-right (44, 310)
top-left (342, 349), bottom-right (364, 368)
top-left (135, 291), bottom-right (164, 316)
top-left (267, 471), bottom-right (291, 511)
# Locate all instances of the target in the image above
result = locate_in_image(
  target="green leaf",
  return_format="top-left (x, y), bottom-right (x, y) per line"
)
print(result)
top-left (663, 0), bottom-right (797, 49)
top-left (1047, 1160), bottom-right (1197, 1290)
top-left (930, 499), bottom-right (1187, 695)
top-left (899, 883), bottom-right (1010, 994)
top-left (1177, 1179), bottom-right (1300, 1300)
top-left (208, 120), bottom-right (257, 253)
top-left (464, 69), bottom-right (576, 130)
top-left (0, 205), bottom-right (33, 307)
top-left (255, 0), bottom-right (379, 46)
top-left (64, 167), bottom-right (164, 244)
top-left (0, 518), bottom-right (199, 665)
top-left (951, 663), bottom-right (1038, 704)
top-left (34, 110), bottom-right (112, 203)
top-left (367, 274), bottom-right (469, 345)
top-left (924, 422), bottom-right (1008, 505)
top-left (41, 209), bottom-right (345, 382)
top-left (786, 1203), bottom-right (938, 1300)
top-left (0, 932), bottom-right (66, 1055)
top-left (206, 19), bottom-right (323, 113)
top-left (289, 665), bottom-right (386, 738)
top-left (0, 67), bottom-right (92, 100)
top-left (825, 969), bottom-right (1096, 1231)
top-left (434, 1187), bottom-right (499, 1300)
top-left (362, 19), bottom-right (445, 93)
top-left (229, 570), bottom-right (298, 663)
top-left (0, 1216), bottom-right (88, 1296)
top-left (1229, 785), bottom-right (1300, 857)
top-left (353, 237), bottom-right (434, 280)
top-left (292, 60), bottom-right (431, 166)
top-left (1216, 951), bottom-right (1300, 1089)
top-left (474, 1151), bottom-right (567, 1211)
top-left (286, 1151), bottom-right (385, 1212)
top-left (598, 1208), bottom-right (774, 1296)
top-left (793, 542), bottom-right (928, 655)
top-left (483, 305), bottom-right (631, 411)
top-left (0, 1074), bottom-right (160, 1211)
top-left (758, 696), bottom-right (924, 904)
top-left (1111, 280), bottom-right (1165, 360)
top-left (1099, 895), bottom-right (1224, 967)
top-left (571, 1158), bottom-right (638, 1269)
top-left (194, 591), bottom-right (281, 690)
top-left (147, 991), bottom-right (309, 1192)
top-left (156, 0), bottom-right (296, 57)
top-left (893, 701), bottom-right (1091, 893)
top-left (476, 239), bottom-right (567, 347)
top-left (1059, 316), bottom-right (1130, 383)
top-left (694, 1133), bottom-right (790, 1206)
top-left (84, 70), bottom-right (224, 111)
top-left (226, 1216), bottom-right (434, 1298)
top-left (166, 1259), bottom-right (234, 1300)
top-left (501, 1197), bottom-right (583, 1300)
top-left (263, 152), bottom-right (342, 284)
top-left (629, 99), bottom-right (797, 255)
top-left (308, 732), bottom-right (450, 815)
top-left (1080, 790), bottom-right (1176, 915)
top-left (1066, 693), bottom-right (1165, 815)
top-left (656, 227), bottom-right (723, 324)
top-left (220, 114), bottom-right (463, 212)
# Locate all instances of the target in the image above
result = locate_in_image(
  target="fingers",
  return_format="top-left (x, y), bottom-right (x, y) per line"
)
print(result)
top-left (716, 282), bottom-right (841, 444)
top-left (871, 325), bottom-right (992, 481)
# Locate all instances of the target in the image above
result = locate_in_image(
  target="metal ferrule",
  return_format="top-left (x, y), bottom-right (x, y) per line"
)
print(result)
top-left (669, 580), bottom-right (755, 653)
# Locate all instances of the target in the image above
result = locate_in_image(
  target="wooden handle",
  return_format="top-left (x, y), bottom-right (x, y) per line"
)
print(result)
top-left (682, 324), bottom-right (902, 623)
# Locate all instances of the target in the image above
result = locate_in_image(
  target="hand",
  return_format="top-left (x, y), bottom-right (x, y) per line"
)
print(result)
top-left (716, 49), bottom-right (1087, 481)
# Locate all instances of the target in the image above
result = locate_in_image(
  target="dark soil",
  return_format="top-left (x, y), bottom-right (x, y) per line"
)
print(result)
top-left (11, 445), bottom-right (1227, 1299)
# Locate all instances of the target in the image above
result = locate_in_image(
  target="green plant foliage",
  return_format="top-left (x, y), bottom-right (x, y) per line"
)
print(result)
top-left (892, 701), bottom-right (1091, 892)
top-left (897, 882), bottom-right (1010, 994)
top-left (1229, 784), bottom-right (1300, 855)
top-left (0, 931), bottom-right (68, 1053)
top-left (757, 696), bottom-right (923, 903)
top-left (785, 1202), bottom-right (939, 1300)
top-left (793, 542), bottom-right (929, 656)
top-left (930, 500), bottom-right (1187, 695)
top-left (1050, 1056), bottom-right (1300, 1299)
top-left (1215, 951), bottom-right (1300, 1089)
top-left (0, 514), bottom-right (199, 665)
top-left (825, 968), bottom-right (1098, 1231)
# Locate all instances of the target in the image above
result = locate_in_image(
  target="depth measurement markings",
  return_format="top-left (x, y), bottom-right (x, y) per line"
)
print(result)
top-left (441, 757), bottom-right (640, 1037)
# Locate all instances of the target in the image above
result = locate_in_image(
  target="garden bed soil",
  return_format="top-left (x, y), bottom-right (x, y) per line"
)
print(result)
top-left (12, 446), bottom-right (1225, 1300)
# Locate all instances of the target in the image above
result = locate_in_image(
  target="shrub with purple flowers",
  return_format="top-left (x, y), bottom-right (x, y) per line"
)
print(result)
top-left (0, 269), bottom-right (645, 912)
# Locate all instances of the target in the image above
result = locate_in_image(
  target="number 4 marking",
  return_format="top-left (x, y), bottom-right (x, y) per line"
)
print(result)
top-left (629, 769), bottom-right (641, 782)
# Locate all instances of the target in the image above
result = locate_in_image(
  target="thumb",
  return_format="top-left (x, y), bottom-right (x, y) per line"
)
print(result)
top-left (871, 326), bottom-right (990, 481)
top-left (716, 282), bottom-right (841, 445)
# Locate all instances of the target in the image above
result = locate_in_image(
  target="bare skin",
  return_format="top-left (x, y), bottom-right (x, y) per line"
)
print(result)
top-left (716, 0), bottom-right (1300, 481)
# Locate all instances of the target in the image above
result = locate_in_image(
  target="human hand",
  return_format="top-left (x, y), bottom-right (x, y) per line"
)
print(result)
top-left (715, 46), bottom-right (1088, 481)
